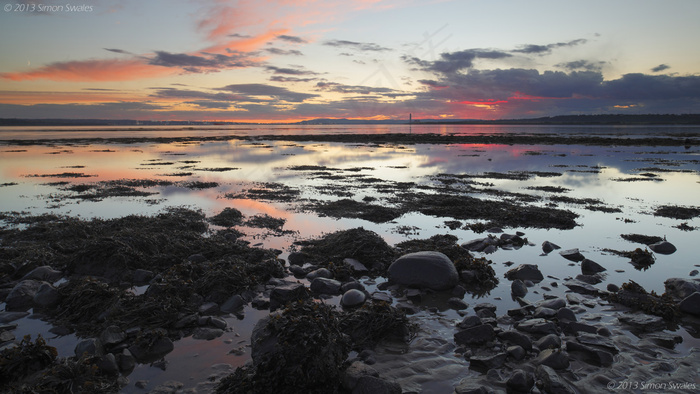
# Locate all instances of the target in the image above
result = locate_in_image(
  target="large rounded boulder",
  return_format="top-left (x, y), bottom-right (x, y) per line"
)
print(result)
top-left (387, 251), bottom-right (458, 291)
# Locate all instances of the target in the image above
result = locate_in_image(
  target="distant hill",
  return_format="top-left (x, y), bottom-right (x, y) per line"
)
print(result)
top-left (1, 114), bottom-right (699, 127)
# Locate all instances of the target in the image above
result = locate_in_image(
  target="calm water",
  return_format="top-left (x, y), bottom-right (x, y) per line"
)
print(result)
top-left (1, 125), bottom-right (699, 392)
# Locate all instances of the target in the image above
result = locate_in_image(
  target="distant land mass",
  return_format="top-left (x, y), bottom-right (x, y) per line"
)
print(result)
top-left (1, 114), bottom-right (700, 127)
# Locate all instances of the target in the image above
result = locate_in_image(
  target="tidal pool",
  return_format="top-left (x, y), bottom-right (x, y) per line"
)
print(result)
top-left (1, 125), bottom-right (699, 392)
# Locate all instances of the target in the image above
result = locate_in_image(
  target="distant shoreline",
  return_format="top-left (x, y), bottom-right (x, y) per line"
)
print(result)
top-left (2, 113), bottom-right (700, 127)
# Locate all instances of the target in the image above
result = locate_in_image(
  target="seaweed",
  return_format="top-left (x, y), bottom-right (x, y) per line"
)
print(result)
top-left (653, 205), bottom-right (700, 220)
top-left (0, 335), bottom-right (57, 387)
top-left (209, 207), bottom-right (244, 227)
top-left (620, 233), bottom-right (664, 245)
top-left (310, 198), bottom-right (403, 223)
top-left (603, 248), bottom-right (656, 270)
top-left (338, 302), bottom-right (416, 349)
top-left (604, 280), bottom-right (680, 321)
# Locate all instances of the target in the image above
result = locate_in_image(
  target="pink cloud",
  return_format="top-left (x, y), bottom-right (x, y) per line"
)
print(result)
top-left (1, 59), bottom-right (173, 82)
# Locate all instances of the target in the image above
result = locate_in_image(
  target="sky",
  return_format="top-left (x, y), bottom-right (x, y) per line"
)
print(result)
top-left (1, 0), bottom-right (699, 122)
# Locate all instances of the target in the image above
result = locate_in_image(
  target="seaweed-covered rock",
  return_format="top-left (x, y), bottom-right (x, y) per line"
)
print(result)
top-left (339, 302), bottom-right (415, 349)
top-left (387, 251), bottom-right (458, 291)
top-left (220, 300), bottom-right (349, 394)
top-left (209, 207), bottom-right (244, 227)
top-left (296, 228), bottom-right (395, 272)
top-left (664, 278), bottom-right (700, 299)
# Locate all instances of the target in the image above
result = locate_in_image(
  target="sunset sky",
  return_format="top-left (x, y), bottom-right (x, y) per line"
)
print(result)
top-left (1, 0), bottom-right (699, 122)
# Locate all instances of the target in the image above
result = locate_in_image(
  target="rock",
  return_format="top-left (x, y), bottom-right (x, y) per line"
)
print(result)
top-left (455, 379), bottom-right (489, 394)
top-left (341, 281), bottom-right (365, 293)
top-left (473, 303), bottom-right (497, 313)
top-left (476, 308), bottom-right (496, 319)
top-left (209, 316), bottom-right (227, 329)
top-left (576, 333), bottom-right (618, 353)
top-left (563, 279), bottom-right (598, 295)
top-left (0, 311), bottom-right (29, 323)
top-left (97, 353), bottom-right (119, 374)
top-left (607, 283), bottom-right (619, 292)
top-left (270, 283), bottom-right (309, 307)
top-left (251, 295), bottom-right (270, 310)
top-left (498, 330), bottom-right (533, 351)
top-left (618, 313), bottom-right (665, 332)
top-left (565, 294), bottom-right (580, 305)
top-left (560, 248), bottom-right (585, 262)
top-left (507, 345), bottom-right (526, 361)
top-left (457, 316), bottom-right (483, 329)
top-left (21, 266), bottom-right (62, 282)
top-left (507, 369), bottom-right (534, 392)
top-left (690, 270), bottom-right (699, 277)
top-left (469, 352), bottom-right (507, 372)
top-left (0, 331), bottom-right (15, 343)
top-left (310, 277), bottom-right (342, 295)
top-left (287, 252), bottom-right (307, 265)
top-left (535, 365), bottom-right (574, 394)
top-left (100, 326), bottom-right (126, 347)
top-left (505, 264), bottom-right (544, 281)
top-left (198, 302), bottom-right (219, 315)
top-left (561, 321), bottom-right (598, 335)
top-left (556, 308), bottom-right (577, 322)
top-left (452, 285), bottom-right (467, 298)
top-left (132, 269), bottom-right (154, 284)
top-left (129, 332), bottom-right (174, 363)
top-left (220, 294), bottom-right (246, 313)
top-left (371, 292), bottom-right (392, 303)
top-left (341, 289), bottom-right (366, 308)
top-left (454, 324), bottom-right (495, 346)
top-left (534, 334), bottom-right (561, 350)
top-left (665, 278), bottom-right (700, 299)
top-left (174, 314), bottom-right (197, 329)
top-left (539, 298), bottom-right (566, 310)
top-left (575, 273), bottom-right (603, 285)
top-left (534, 307), bottom-right (557, 319)
top-left (250, 316), bottom-right (277, 365)
top-left (306, 268), bottom-right (332, 281)
top-left (535, 348), bottom-right (570, 370)
top-left (288, 265), bottom-right (308, 277)
top-left (342, 361), bottom-right (379, 391)
top-left (517, 319), bottom-right (558, 336)
top-left (75, 338), bottom-right (102, 357)
top-left (387, 251), bottom-right (458, 291)
top-left (5, 280), bottom-right (42, 311)
top-left (448, 297), bottom-right (469, 310)
top-left (33, 283), bottom-right (60, 307)
top-left (642, 332), bottom-right (683, 349)
top-left (117, 349), bottom-right (136, 373)
top-left (679, 292), bottom-right (700, 315)
top-left (649, 241), bottom-right (676, 255)
top-left (192, 327), bottom-right (224, 340)
top-left (542, 241), bottom-right (561, 254)
top-left (565, 341), bottom-right (613, 367)
top-left (511, 279), bottom-right (528, 297)
top-left (352, 376), bottom-right (402, 394)
top-left (344, 258), bottom-right (369, 273)
top-left (405, 288), bottom-right (423, 303)
top-left (580, 259), bottom-right (606, 275)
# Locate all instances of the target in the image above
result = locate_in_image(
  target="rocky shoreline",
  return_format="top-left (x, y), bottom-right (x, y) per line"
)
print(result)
top-left (1, 208), bottom-right (699, 393)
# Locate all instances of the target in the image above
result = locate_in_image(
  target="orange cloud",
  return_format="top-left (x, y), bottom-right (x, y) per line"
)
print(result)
top-left (0, 90), bottom-right (139, 105)
top-left (0, 58), bottom-right (173, 82)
